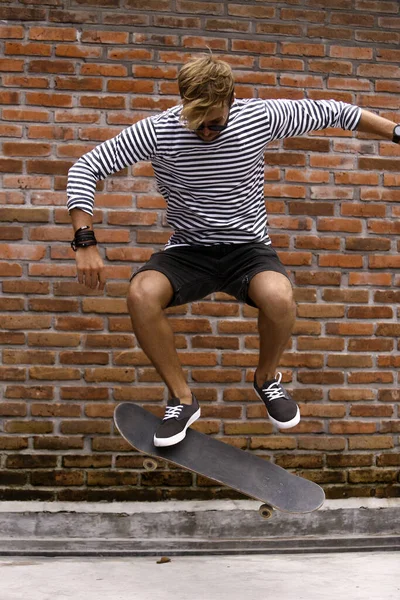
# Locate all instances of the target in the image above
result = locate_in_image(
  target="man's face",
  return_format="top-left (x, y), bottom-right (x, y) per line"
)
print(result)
top-left (194, 102), bottom-right (231, 143)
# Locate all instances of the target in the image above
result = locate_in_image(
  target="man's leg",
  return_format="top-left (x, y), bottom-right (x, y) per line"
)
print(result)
top-left (247, 271), bottom-right (296, 387)
top-left (127, 270), bottom-right (192, 405)
top-left (247, 270), bottom-right (299, 429)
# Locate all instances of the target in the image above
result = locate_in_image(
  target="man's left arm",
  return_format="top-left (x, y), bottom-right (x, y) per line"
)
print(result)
top-left (263, 99), bottom-right (399, 144)
top-left (357, 108), bottom-right (398, 143)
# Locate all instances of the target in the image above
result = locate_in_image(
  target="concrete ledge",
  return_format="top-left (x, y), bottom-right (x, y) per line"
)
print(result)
top-left (1, 499), bottom-right (399, 555)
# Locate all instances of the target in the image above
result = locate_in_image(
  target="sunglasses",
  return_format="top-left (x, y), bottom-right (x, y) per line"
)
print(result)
top-left (195, 122), bottom-right (229, 132)
top-left (195, 110), bottom-right (230, 132)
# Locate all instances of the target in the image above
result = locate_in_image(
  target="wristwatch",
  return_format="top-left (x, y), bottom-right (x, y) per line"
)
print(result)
top-left (392, 124), bottom-right (400, 144)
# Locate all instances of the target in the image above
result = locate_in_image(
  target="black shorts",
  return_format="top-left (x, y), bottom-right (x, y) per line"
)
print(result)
top-left (131, 242), bottom-right (290, 308)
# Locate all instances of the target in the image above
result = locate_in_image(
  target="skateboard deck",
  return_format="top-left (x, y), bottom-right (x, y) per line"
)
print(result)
top-left (114, 402), bottom-right (325, 518)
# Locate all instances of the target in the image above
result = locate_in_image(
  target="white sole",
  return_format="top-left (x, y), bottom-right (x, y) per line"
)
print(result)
top-left (254, 390), bottom-right (301, 430)
top-left (153, 408), bottom-right (201, 448)
top-left (269, 406), bottom-right (300, 430)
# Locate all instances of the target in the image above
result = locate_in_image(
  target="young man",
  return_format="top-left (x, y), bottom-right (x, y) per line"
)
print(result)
top-left (67, 55), bottom-right (400, 447)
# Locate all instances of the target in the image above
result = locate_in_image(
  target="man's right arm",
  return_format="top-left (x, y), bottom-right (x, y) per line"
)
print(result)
top-left (67, 116), bottom-right (157, 215)
top-left (66, 117), bottom-right (158, 290)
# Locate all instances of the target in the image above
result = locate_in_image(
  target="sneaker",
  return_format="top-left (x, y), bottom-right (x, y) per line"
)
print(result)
top-left (153, 394), bottom-right (201, 447)
top-left (254, 372), bottom-right (300, 429)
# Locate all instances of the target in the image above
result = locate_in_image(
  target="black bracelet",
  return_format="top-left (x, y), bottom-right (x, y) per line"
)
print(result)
top-left (71, 227), bottom-right (97, 252)
top-left (71, 238), bottom-right (97, 251)
top-left (75, 226), bottom-right (90, 235)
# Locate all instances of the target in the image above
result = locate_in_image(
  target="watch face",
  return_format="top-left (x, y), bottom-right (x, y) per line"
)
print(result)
top-left (394, 125), bottom-right (400, 137)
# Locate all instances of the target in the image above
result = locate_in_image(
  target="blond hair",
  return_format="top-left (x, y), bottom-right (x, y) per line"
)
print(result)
top-left (178, 54), bottom-right (234, 129)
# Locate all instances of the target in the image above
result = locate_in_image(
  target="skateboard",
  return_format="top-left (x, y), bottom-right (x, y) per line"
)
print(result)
top-left (114, 402), bottom-right (325, 519)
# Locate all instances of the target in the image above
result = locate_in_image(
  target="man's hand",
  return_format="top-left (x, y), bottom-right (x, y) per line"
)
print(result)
top-left (75, 245), bottom-right (106, 290)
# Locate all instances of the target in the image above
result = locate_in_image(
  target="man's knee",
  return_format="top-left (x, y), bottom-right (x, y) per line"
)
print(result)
top-left (127, 270), bottom-right (173, 312)
top-left (262, 290), bottom-right (295, 319)
top-left (249, 272), bottom-right (296, 321)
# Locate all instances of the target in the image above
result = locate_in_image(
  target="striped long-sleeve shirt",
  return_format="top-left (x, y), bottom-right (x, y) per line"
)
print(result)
top-left (67, 98), bottom-right (362, 247)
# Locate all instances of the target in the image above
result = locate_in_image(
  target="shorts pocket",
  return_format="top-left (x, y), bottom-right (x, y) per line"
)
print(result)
top-left (236, 275), bottom-right (250, 303)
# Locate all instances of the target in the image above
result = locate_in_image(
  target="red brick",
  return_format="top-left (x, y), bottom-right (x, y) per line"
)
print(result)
top-left (281, 42), bottom-right (325, 57)
top-left (366, 58), bottom-right (400, 78)
top-left (30, 367), bottom-right (81, 381)
top-left (310, 59), bottom-right (353, 75)
top-left (81, 31), bottom-right (129, 44)
top-left (103, 12), bottom-right (150, 26)
top-left (60, 419), bottom-right (111, 435)
top-left (3, 142), bottom-right (52, 157)
top-left (155, 15), bottom-right (201, 29)
top-left (331, 12), bottom-right (375, 27)
top-left (326, 323), bottom-right (374, 337)
top-left (134, 32), bottom-right (179, 46)
top-left (330, 45), bottom-right (373, 60)
top-left (5, 42), bottom-right (52, 56)
top-left (351, 405), bottom-right (394, 418)
top-left (31, 403), bottom-right (81, 418)
top-left (85, 368), bottom-right (135, 383)
top-left (348, 372), bottom-right (394, 385)
top-left (260, 57), bottom-right (304, 71)
top-left (205, 18), bottom-right (250, 33)
top-left (318, 255), bottom-right (363, 268)
top-left (29, 60), bottom-right (75, 74)
top-left (307, 26), bottom-right (353, 41)
top-left (349, 436), bottom-right (394, 450)
top-left (181, 35), bottom-right (225, 50)
top-left (0, 58), bottom-right (24, 73)
top-left (0, 26), bottom-right (24, 39)
top-left (3, 108), bottom-right (49, 122)
top-left (27, 160), bottom-right (73, 175)
top-left (33, 436), bottom-right (84, 450)
top-left (29, 27), bottom-right (76, 41)
top-left (369, 255), bottom-right (400, 269)
top-left (60, 386), bottom-right (109, 401)
top-left (298, 437), bottom-right (346, 451)
top-left (80, 95), bottom-right (126, 110)
top-left (0, 7), bottom-right (46, 20)
top-left (49, 10), bottom-right (99, 24)
top-left (56, 44), bottom-right (102, 59)
top-left (0, 436), bottom-right (29, 450)
top-left (192, 369), bottom-right (241, 383)
top-left (32, 470), bottom-right (84, 486)
top-left (235, 71), bottom-right (276, 86)
top-left (80, 64), bottom-right (127, 78)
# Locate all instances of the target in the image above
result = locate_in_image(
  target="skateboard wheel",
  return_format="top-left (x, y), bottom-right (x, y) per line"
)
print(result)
top-left (143, 458), bottom-right (158, 472)
top-left (259, 503), bottom-right (274, 519)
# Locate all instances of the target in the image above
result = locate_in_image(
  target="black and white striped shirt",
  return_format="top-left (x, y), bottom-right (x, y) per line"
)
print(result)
top-left (67, 98), bottom-right (361, 247)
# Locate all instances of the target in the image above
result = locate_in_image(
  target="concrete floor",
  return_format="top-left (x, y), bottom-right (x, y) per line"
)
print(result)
top-left (1, 552), bottom-right (399, 600)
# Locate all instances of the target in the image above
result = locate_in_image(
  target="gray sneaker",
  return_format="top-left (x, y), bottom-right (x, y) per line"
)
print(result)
top-left (153, 394), bottom-right (201, 447)
top-left (254, 372), bottom-right (300, 429)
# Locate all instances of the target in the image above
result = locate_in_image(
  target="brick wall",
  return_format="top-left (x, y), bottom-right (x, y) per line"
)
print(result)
top-left (1, 0), bottom-right (399, 502)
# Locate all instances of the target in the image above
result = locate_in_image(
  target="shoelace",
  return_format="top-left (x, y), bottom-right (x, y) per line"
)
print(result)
top-left (262, 372), bottom-right (285, 402)
top-left (163, 405), bottom-right (183, 420)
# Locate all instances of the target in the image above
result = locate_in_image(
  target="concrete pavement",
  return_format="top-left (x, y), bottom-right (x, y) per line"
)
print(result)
top-left (2, 498), bottom-right (400, 554)
top-left (2, 552), bottom-right (399, 600)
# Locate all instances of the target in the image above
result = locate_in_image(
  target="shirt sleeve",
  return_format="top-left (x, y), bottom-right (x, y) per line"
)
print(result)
top-left (263, 98), bottom-right (362, 143)
top-left (66, 116), bottom-right (157, 215)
